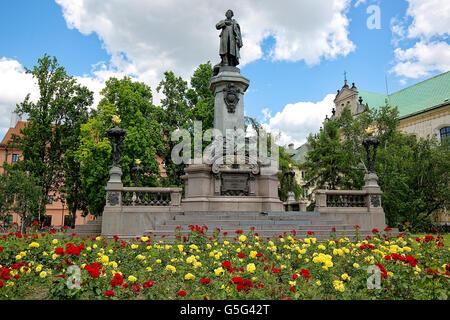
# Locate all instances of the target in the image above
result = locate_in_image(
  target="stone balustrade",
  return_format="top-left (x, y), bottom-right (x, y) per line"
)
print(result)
top-left (313, 188), bottom-right (385, 230)
top-left (121, 187), bottom-right (182, 207)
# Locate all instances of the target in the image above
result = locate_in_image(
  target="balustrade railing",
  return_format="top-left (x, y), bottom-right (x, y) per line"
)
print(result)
top-left (120, 187), bottom-right (182, 207)
top-left (326, 194), bottom-right (366, 207)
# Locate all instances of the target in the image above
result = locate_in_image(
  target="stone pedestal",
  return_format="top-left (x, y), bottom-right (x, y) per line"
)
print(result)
top-left (105, 166), bottom-right (123, 207)
top-left (210, 67), bottom-right (249, 136)
top-left (181, 66), bottom-right (283, 213)
top-left (363, 172), bottom-right (385, 230)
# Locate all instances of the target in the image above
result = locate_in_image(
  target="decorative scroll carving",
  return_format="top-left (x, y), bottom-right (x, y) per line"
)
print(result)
top-left (223, 83), bottom-right (241, 113)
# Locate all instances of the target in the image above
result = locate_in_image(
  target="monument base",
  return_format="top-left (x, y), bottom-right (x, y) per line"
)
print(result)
top-left (181, 163), bottom-right (283, 212)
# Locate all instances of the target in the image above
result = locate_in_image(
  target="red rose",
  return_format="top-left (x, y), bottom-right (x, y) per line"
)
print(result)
top-left (384, 227), bottom-right (392, 232)
top-left (222, 260), bottom-right (232, 270)
top-left (238, 253), bottom-right (245, 259)
top-left (371, 228), bottom-right (379, 233)
top-left (290, 286), bottom-right (295, 292)
top-left (0, 280), bottom-right (3, 288)
top-left (353, 225), bottom-right (360, 229)
top-left (200, 278), bottom-right (210, 285)
top-left (307, 231), bottom-right (314, 235)
top-left (104, 291), bottom-right (115, 297)
top-left (176, 290), bottom-right (186, 297)
top-left (143, 280), bottom-right (154, 288)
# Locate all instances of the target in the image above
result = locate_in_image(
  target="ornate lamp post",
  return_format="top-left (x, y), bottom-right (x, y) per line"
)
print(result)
top-left (362, 126), bottom-right (382, 208)
top-left (131, 159), bottom-right (144, 187)
top-left (106, 115), bottom-right (127, 168)
top-left (284, 163), bottom-right (296, 203)
top-left (105, 115), bottom-right (127, 206)
top-left (362, 125), bottom-right (380, 173)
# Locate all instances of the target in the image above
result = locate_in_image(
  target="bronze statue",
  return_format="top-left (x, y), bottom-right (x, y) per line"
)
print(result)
top-left (216, 9), bottom-right (242, 67)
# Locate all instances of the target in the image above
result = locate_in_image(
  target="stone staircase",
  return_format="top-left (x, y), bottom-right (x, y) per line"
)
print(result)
top-left (144, 211), bottom-right (393, 241)
top-left (71, 217), bottom-right (102, 238)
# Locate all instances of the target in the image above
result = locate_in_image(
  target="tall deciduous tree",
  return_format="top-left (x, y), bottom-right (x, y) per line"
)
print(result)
top-left (10, 54), bottom-right (93, 224)
top-left (0, 166), bottom-right (41, 233)
top-left (157, 62), bottom-right (215, 187)
top-left (301, 102), bottom-right (450, 231)
top-left (76, 77), bottom-right (165, 216)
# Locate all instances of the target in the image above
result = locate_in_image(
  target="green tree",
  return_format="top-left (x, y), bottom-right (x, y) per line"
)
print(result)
top-left (302, 119), bottom-right (359, 191)
top-left (0, 166), bottom-right (41, 233)
top-left (278, 147), bottom-right (301, 202)
top-left (157, 62), bottom-right (215, 187)
top-left (10, 54), bottom-right (93, 223)
top-left (76, 77), bottom-right (165, 216)
top-left (302, 102), bottom-right (450, 231)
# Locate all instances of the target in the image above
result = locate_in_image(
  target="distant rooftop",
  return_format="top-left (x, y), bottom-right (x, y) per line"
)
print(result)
top-left (358, 71), bottom-right (450, 118)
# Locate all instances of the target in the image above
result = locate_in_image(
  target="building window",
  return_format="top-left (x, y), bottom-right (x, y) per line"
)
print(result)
top-left (47, 195), bottom-right (54, 204)
top-left (12, 154), bottom-right (19, 162)
top-left (3, 215), bottom-right (13, 227)
top-left (440, 127), bottom-right (450, 145)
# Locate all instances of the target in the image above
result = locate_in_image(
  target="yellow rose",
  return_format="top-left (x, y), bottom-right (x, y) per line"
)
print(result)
top-left (184, 273), bottom-right (195, 280)
top-left (29, 242), bottom-right (39, 248)
top-left (239, 235), bottom-right (247, 242)
top-left (246, 263), bottom-right (256, 273)
top-left (141, 236), bottom-right (149, 242)
top-left (214, 267), bottom-right (224, 276)
top-left (39, 271), bottom-right (47, 278)
top-left (128, 275), bottom-right (137, 282)
top-left (52, 239), bottom-right (58, 244)
top-left (165, 265), bottom-right (176, 273)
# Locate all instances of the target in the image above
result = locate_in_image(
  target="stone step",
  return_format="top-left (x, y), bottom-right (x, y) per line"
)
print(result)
top-left (155, 224), bottom-right (353, 231)
top-left (72, 225), bottom-right (102, 231)
top-left (178, 211), bottom-right (320, 220)
top-left (143, 230), bottom-right (377, 242)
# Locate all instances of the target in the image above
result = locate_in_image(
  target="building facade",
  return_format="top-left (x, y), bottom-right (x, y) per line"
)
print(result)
top-left (332, 71), bottom-right (450, 143)
top-left (288, 71), bottom-right (449, 223)
top-left (0, 120), bottom-right (95, 228)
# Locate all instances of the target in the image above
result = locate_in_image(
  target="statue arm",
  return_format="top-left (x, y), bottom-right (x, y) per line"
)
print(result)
top-left (216, 20), bottom-right (226, 29)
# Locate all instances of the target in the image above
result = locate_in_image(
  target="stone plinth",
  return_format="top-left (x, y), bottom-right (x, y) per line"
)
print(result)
top-left (210, 67), bottom-right (249, 136)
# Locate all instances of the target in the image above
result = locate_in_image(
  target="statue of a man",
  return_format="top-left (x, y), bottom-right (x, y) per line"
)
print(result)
top-left (216, 9), bottom-right (242, 67)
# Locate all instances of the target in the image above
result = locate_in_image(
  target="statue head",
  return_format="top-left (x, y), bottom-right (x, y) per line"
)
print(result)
top-left (225, 9), bottom-right (234, 19)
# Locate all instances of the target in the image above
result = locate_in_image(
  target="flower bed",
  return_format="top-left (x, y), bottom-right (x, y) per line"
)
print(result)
top-left (0, 226), bottom-right (449, 300)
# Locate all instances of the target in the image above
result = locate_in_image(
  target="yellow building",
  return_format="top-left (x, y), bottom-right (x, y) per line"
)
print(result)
top-left (332, 71), bottom-right (450, 143)
top-left (332, 71), bottom-right (450, 224)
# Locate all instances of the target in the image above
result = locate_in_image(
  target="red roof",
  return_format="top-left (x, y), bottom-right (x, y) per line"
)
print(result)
top-left (0, 121), bottom-right (27, 146)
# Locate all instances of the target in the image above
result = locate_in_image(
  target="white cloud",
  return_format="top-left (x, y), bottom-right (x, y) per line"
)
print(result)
top-left (405, 0), bottom-right (450, 39)
top-left (55, 0), bottom-right (355, 81)
top-left (390, 0), bottom-right (450, 79)
top-left (261, 94), bottom-right (335, 148)
top-left (0, 58), bottom-right (38, 137)
top-left (391, 41), bottom-right (450, 79)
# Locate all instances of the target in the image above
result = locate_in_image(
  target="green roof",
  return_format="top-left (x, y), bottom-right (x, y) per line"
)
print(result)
top-left (290, 143), bottom-right (311, 164)
top-left (358, 71), bottom-right (450, 118)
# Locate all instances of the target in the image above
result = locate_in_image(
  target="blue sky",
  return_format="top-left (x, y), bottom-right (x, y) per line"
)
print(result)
top-left (1, 0), bottom-right (449, 145)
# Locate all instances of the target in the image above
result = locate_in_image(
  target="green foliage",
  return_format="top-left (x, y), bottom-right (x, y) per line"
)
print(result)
top-left (10, 54), bottom-right (93, 222)
top-left (157, 62), bottom-right (215, 187)
top-left (76, 77), bottom-right (165, 216)
top-left (301, 102), bottom-right (450, 231)
top-left (278, 147), bottom-right (301, 202)
top-left (302, 118), bottom-right (362, 191)
top-left (0, 166), bottom-right (41, 232)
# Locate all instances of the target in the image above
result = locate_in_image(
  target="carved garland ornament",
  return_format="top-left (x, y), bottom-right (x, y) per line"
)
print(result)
top-left (223, 83), bottom-right (241, 113)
